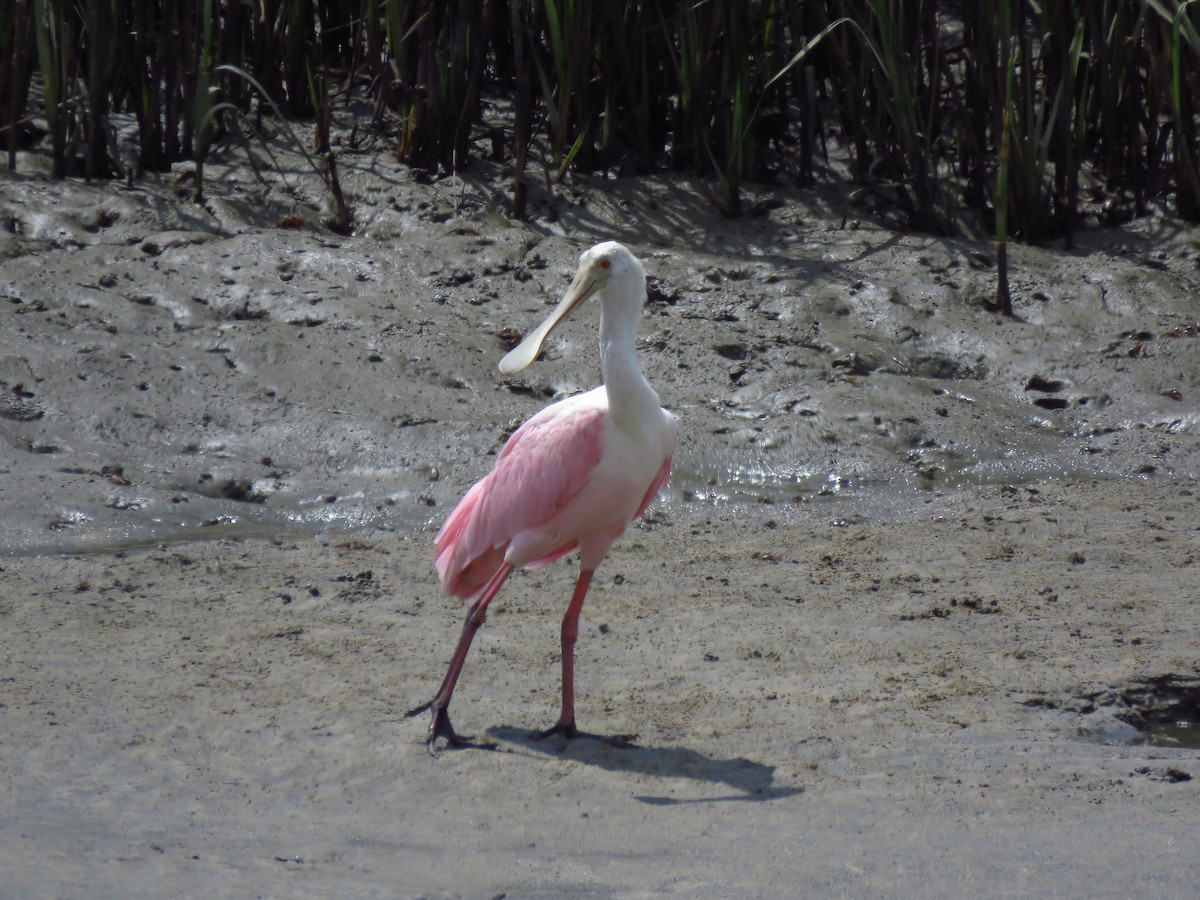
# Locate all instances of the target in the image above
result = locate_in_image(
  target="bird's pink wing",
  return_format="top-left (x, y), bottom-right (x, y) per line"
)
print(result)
top-left (435, 405), bottom-right (606, 596)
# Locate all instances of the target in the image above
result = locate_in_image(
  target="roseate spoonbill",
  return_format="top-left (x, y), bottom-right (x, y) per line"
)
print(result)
top-left (406, 241), bottom-right (677, 754)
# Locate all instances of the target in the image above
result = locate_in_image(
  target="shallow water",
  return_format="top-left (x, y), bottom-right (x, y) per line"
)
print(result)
top-left (1141, 720), bottom-right (1200, 749)
top-left (2, 439), bottom-right (1173, 558)
top-left (1083, 719), bottom-right (1200, 750)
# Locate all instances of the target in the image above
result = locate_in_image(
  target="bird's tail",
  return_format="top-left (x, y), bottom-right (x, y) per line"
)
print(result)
top-left (434, 478), bottom-right (503, 598)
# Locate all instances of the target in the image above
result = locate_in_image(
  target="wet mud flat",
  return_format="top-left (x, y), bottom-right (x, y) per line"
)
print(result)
top-left (2, 140), bottom-right (1200, 896)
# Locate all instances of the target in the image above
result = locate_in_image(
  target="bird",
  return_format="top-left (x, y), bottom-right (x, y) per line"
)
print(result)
top-left (406, 241), bottom-right (677, 754)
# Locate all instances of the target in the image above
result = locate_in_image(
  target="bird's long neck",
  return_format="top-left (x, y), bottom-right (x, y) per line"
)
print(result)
top-left (599, 301), bottom-right (661, 430)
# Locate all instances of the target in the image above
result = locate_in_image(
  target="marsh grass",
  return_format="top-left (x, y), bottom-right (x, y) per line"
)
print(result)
top-left (1, 1), bottom-right (36, 169)
top-left (6, 1), bottom-right (1200, 306)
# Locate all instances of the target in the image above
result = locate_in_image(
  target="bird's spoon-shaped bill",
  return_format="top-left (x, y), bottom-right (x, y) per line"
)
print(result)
top-left (498, 265), bottom-right (599, 376)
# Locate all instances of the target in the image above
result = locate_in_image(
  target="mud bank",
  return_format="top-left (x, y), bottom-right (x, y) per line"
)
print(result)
top-left (2, 135), bottom-right (1199, 896)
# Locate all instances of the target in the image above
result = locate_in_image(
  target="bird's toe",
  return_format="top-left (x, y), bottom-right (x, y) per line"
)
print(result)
top-left (529, 720), bottom-right (579, 742)
top-left (421, 706), bottom-right (496, 754)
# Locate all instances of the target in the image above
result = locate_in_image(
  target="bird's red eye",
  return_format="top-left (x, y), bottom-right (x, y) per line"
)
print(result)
top-left (599, 259), bottom-right (611, 270)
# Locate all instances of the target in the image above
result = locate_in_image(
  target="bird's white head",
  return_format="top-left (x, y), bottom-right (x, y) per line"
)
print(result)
top-left (499, 241), bottom-right (645, 376)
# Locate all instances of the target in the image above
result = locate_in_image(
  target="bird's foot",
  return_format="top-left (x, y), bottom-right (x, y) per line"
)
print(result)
top-left (529, 720), bottom-right (638, 749)
top-left (529, 720), bottom-right (579, 742)
top-left (406, 699), bottom-right (496, 756)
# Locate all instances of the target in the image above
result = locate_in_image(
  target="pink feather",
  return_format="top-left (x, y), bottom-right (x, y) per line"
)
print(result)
top-left (435, 402), bottom-right (607, 598)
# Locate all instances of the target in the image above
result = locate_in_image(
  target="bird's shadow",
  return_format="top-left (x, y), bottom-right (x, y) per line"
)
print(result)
top-left (485, 726), bottom-right (803, 805)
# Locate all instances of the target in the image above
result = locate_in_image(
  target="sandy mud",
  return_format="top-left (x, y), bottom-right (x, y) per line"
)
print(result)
top-left (1, 129), bottom-right (1199, 896)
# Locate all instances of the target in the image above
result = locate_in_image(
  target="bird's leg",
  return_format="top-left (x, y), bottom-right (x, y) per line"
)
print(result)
top-left (530, 568), bottom-right (593, 742)
top-left (406, 563), bottom-right (513, 754)
top-left (529, 568), bottom-right (639, 749)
